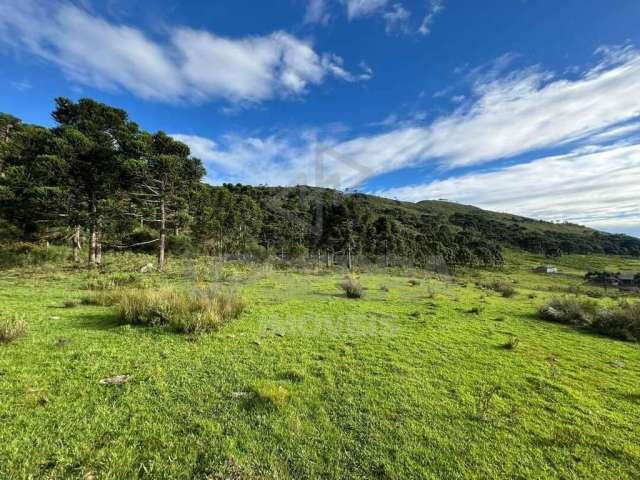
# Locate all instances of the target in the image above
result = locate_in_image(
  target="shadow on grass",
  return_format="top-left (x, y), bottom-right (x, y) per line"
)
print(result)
top-left (312, 291), bottom-right (350, 299)
top-left (70, 311), bottom-right (122, 331)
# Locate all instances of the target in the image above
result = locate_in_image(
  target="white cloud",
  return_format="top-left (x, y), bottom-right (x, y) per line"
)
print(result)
top-left (587, 122), bottom-right (640, 144)
top-left (373, 143), bottom-right (640, 233)
top-left (418, 0), bottom-right (444, 35)
top-left (172, 131), bottom-right (381, 188)
top-left (383, 3), bottom-right (411, 33)
top-left (305, 0), bottom-right (331, 24)
top-left (0, 0), bottom-right (367, 103)
top-left (343, 0), bottom-right (389, 19)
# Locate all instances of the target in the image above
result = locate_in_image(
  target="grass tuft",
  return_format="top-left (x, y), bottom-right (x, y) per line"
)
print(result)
top-left (503, 334), bottom-right (520, 350)
top-left (279, 369), bottom-right (305, 383)
top-left (339, 277), bottom-right (364, 299)
top-left (117, 287), bottom-right (245, 334)
top-left (483, 280), bottom-right (516, 298)
top-left (80, 291), bottom-right (118, 306)
top-left (0, 314), bottom-right (28, 344)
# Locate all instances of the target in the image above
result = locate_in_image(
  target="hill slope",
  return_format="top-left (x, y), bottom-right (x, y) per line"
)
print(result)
top-left (197, 184), bottom-right (640, 264)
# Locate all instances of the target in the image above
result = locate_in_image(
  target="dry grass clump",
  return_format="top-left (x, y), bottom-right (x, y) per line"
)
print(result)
top-left (117, 287), bottom-right (245, 334)
top-left (339, 277), bottom-right (364, 299)
top-left (483, 280), bottom-right (516, 298)
top-left (538, 297), bottom-right (598, 326)
top-left (80, 290), bottom-right (119, 306)
top-left (0, 314), bottom-right (28, 343)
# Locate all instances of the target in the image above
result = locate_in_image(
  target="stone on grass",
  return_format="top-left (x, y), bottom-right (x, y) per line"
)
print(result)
top-left (99, 375), bottom-right (130, 386)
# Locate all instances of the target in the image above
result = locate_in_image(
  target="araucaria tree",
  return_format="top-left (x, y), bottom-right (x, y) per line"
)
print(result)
top-left (136, 132), bottom-right (204, 271)
top-left (52, 98), bottom-right (143, 267)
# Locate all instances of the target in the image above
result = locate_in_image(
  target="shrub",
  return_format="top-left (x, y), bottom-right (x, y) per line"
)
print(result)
top-left (0, 314), bottom-right (28, 343)
top-left (483, 280), bottom-right (516, 298)
top-left (408, 279), bottom-right (421, 287)
top-left (339, 277), bottom-right (364, 299)
top-left (591, 302), bottom-right (640, 341)
top-left (117, 287), bottom-right (245, 334)
top-left (0, 243), bottom-right (67, 269)
top-left (538, 297), bottom-right (598, 326)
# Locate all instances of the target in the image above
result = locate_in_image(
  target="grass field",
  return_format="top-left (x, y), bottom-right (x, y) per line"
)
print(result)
top-left (1, 251), bottom-right (639, 479)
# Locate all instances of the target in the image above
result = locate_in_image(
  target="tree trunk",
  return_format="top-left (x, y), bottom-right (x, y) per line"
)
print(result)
top-left (73, 225), bottom-right (81, 263)
top-left (96, 233), bottom-right (102, 265)
top-left (158, 198), bottom-right (166, 272)
top-left (347, 243), bottom-right (352, 271)
top-left (88, 197), bottom-right (98, 267)
top-left (88, 224), bottom-right (97, 267)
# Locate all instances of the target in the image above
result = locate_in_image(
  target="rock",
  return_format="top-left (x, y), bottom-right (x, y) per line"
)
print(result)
top-left (99, 375), bottom-right (130, 386)
top-left (231, 391), bottom-right (250, 399)
top-left (49, 316), bottom-right (61, 321)
top-left (139, 263), bottom-right (155, 273)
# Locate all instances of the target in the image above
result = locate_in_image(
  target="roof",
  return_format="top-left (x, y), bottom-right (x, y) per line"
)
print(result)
top-left (619, 272), bottom-right (639, 281)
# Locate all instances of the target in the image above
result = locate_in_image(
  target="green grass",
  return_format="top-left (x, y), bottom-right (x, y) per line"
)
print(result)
top-left (0, 252), bottom-right (639, 478)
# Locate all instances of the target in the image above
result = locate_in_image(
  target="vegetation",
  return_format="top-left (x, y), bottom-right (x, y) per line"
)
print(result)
top-left (2, 98), bottom-right (640, 478)
top-left (538, 297), bottom-right (598, 326)
top-left (0, 313), bottom-right (27, 343)
top-left (592, 302), bottom-right (640, 341)
top-left (339, 276), bottom-right (364, 298)
top-left (2, 99), bottom-right (640, 278)
top-left (1, 250), bottom-right (639, 478)
top-left (482, 279), bottom-right (517, 297)
top-left (117, 287), bottom-right (245, 333)
top-left (539, 297), bottom-right (640, 341)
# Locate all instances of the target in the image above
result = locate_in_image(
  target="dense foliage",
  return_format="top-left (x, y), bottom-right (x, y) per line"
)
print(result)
top-left (1, 98), bottom-right (639, 270)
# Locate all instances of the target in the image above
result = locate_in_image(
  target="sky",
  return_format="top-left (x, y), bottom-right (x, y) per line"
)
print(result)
top-left (1, 0), bottom-right (639, 237)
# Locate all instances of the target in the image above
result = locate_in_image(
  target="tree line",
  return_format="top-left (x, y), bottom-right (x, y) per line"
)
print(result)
top-left (2, 97), bottom-right (638, 271)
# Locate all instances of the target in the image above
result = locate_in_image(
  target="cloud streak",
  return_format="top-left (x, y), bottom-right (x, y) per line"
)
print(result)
top-left (343, 0), bottom-right (389, 19)
top-left (374, 143), bottom-right (640, 233)
top-left (0, 0), bottom-right (368, 103)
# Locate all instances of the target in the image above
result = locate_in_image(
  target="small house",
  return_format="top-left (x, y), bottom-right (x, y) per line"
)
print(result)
top-left (534, 265), bottom-right (558, 274)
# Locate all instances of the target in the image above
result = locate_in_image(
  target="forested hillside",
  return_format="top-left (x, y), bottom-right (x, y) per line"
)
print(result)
top-left (1, 98), bottom-right (639, 270)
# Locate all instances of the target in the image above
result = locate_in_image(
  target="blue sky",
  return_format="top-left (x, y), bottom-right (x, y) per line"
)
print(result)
top-left (1, 0), bottom-right (640, 237)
